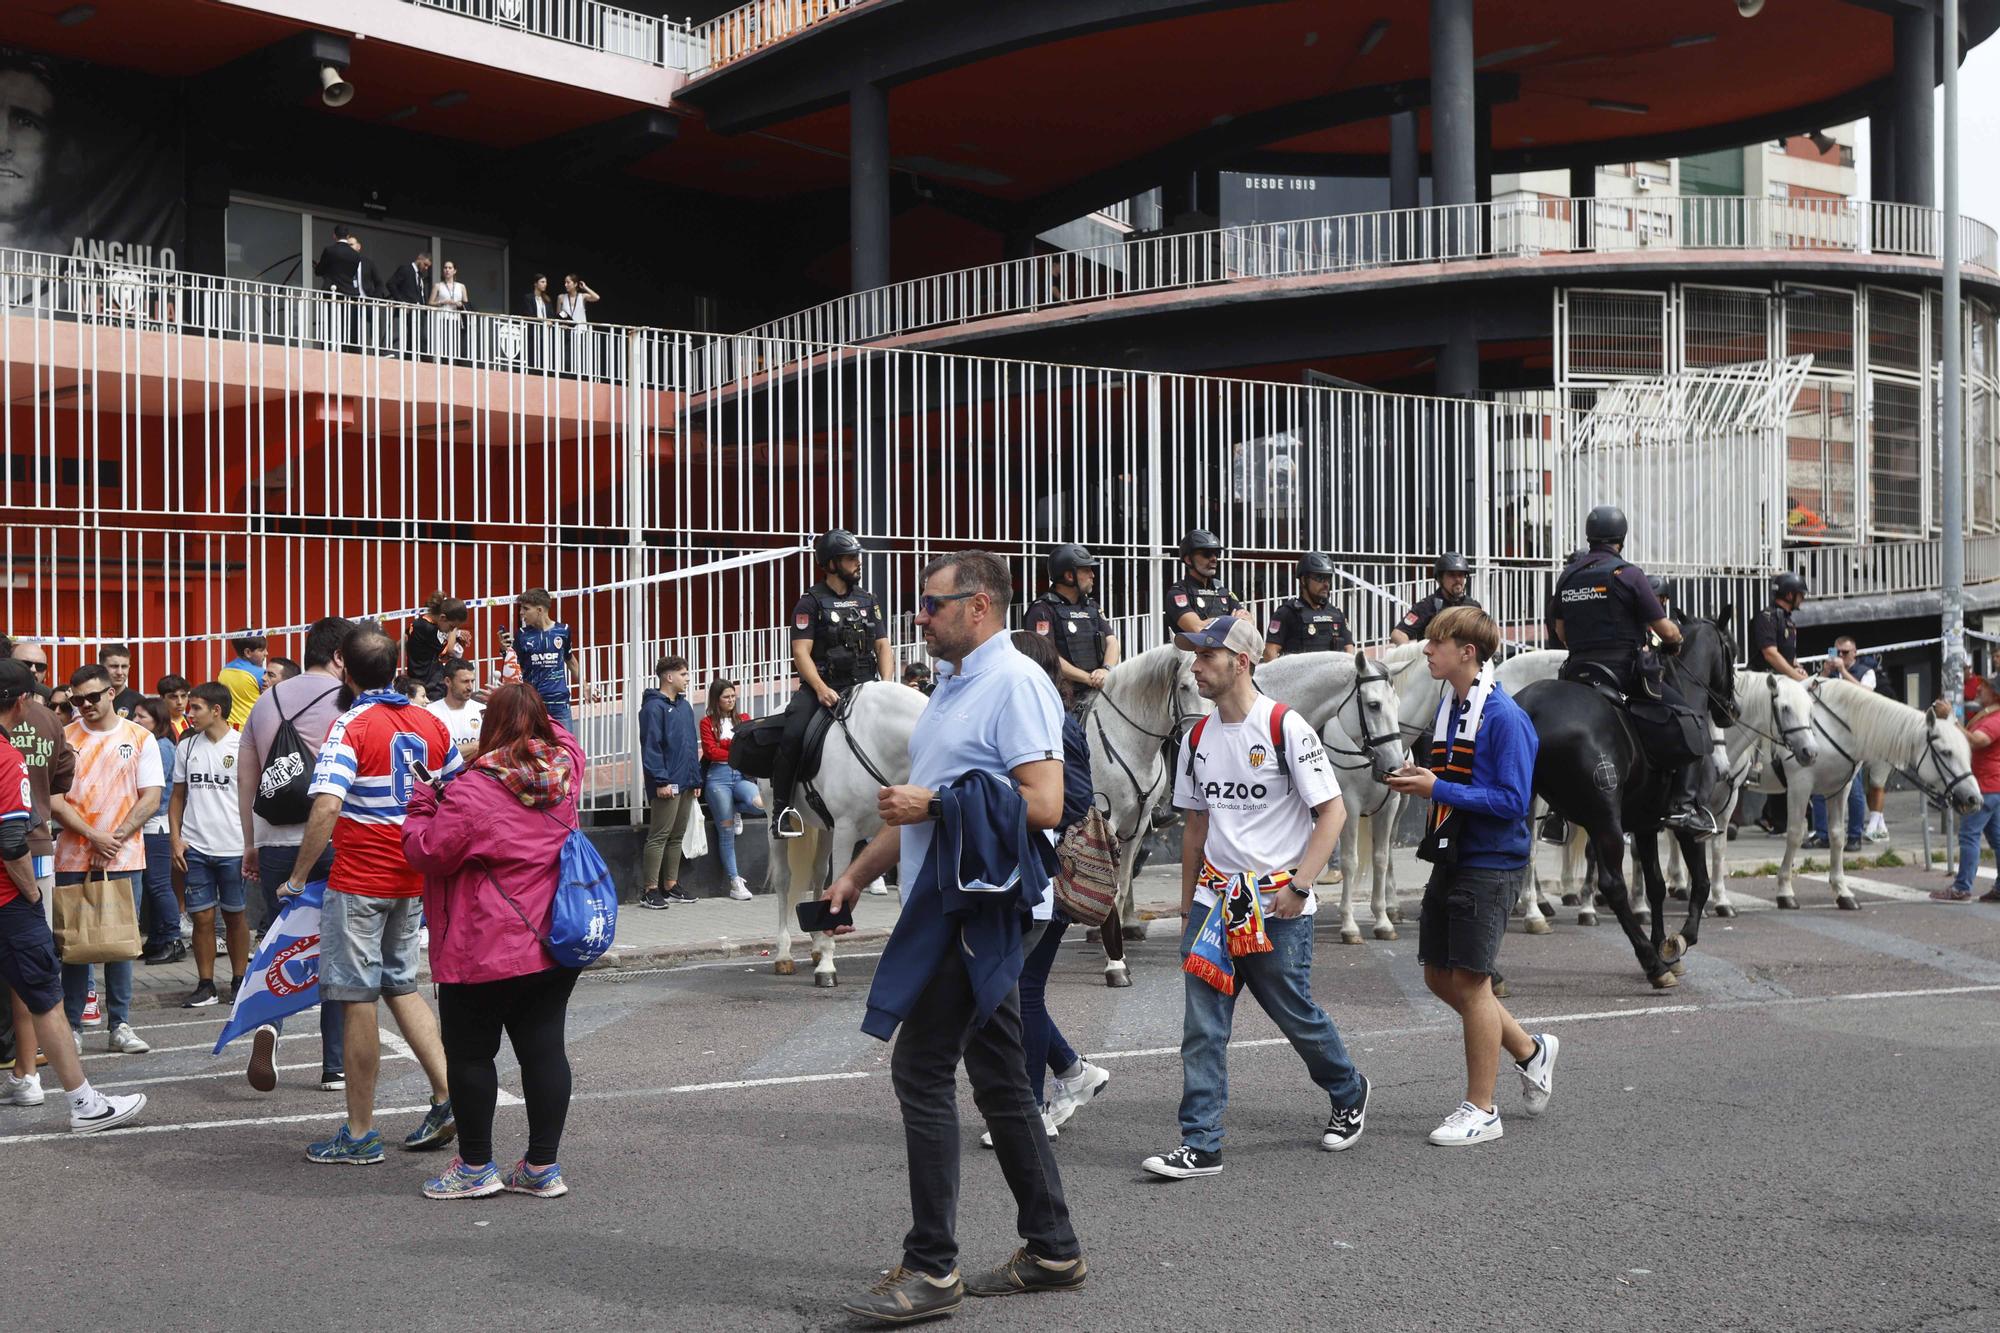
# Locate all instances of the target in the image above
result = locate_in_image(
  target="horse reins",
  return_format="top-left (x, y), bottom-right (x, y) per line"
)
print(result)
top-left (1091, 677), bottom-right (1201, 842)
top-left (1808, 682), bottom-right (1974, 811)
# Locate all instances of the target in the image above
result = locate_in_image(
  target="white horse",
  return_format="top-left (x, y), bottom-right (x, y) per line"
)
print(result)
top-left (1082, 644), bottom-right (1207, 986)
top-left (769, 682), bottom-right (927, 988)
top-left (1715, 678), bottom-right (1979, 912)
top-left (1665, 671), bottom-right (1818, 914)
top-left (1258, 650), bottom-right (1409, 943)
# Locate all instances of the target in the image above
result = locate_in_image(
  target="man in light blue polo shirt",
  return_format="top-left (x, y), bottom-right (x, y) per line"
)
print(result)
top-left (825, 550), bottom-right (1085, 1324)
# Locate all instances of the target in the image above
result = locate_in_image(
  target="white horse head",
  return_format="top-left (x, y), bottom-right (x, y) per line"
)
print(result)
top-left (1323, 648), bottom-right (1408, 781)
top-left (1811, 678), bottom-right (1980, 814)
top-left (1731, 671), bottom-right (1819, 767)
top-left (1089, 644), bottom-right (1205, 841)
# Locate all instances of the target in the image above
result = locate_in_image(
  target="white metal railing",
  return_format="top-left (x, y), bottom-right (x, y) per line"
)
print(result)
top-left (688, 0), bottom-right (865, 75)
top-left (742, 195), bottom-right (2000, 349)
top-left (406, 0), bottom-right (698, 68)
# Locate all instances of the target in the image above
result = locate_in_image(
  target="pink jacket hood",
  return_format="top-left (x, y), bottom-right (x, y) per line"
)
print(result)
top-left (402, 724), bottom-right (587, 985)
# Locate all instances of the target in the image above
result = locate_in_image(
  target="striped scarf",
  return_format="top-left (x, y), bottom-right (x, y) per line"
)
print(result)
top-left (1183, 862), bottom-right (1289, 995)
top-left (1418, 664), bottom-right (1496, 864)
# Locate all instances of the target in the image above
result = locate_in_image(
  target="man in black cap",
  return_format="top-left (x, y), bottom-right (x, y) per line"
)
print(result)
top-left (1024, 544), bottom-right (1121, 713)
top-left (1392, 553), bottom-right (1479, 645)
top-left (1164, 528), bottom-right (1249, 642)
top-left (772, 529), bottom-right (893, 838)
top-left (1551, 505), bottom-right (1714, 836)
top-left (1264, 553), bottom-right (1353, 660)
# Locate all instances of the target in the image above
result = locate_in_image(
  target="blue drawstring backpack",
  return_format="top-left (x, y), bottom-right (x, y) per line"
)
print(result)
top-left (546, 823), bottom-right (619, 968)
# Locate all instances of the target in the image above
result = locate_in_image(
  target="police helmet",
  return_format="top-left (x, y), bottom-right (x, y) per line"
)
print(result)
top-left (1178, 528), bottom-right (1223, 557)
top-left (1774, 571), bottom-right (1808, 599)
top-left (814, 529), bottom-right (863, 565)
top-left (1585, 505), bottom-right (1629, 546)
top-left (1048, 543), bottom-right (1097, 585)
top-left (1296, 552), bottom-right (1335, 581)
top-left (1648, 574), bottom-right (1675, 605)
top-left (1434, 551), bottom-right (1472, 577)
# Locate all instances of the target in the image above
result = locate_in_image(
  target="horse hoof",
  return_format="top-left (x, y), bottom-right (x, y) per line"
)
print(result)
top-left (773, 959), bottom-right (796, 976)
top-left (1341, 929), bottom-right (1363, 945)
top-left (1650, 969), bottom-right (1680, 990)
top-left (814, 972), bottom-right (837, 989)
top-left (1668, 887), bottom-right (1689, 901)
top-left (1525, 917), bottom-right (1553, 936)
top-left (1669, 959), bottom-right (1686, 977)
top-left (1104, 964), bottom-right (1132, 989)
top-left (1713, 902), bottom-right (1736, 919)
top-left (1491, 979), bottom-right (1511, 1000)
top-left (1561, 893), bottom-right (1581, 907)
top-left (1836, 895), bottom-right (1859, 911)
top-left (1776, 896), bottom-right (1799, 910)
top-left (1387, 907), bottom-right (1405, 925)
top-left (1372, 925), bottom-right (1398, 941)
top-left (1578, 911), bottom-right (1598, 927)
top-left (1659, 932), bottom-right (1688, 964)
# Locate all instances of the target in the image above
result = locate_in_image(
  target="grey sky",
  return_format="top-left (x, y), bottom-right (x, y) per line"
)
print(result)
top-left (1853, 38), bottom-right (2000, 223)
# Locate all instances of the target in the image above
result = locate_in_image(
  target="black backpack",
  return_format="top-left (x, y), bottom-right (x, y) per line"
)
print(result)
top-left (254, 684), bottom-right (341, 826)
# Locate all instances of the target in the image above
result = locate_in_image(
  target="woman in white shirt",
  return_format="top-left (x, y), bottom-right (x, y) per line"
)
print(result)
top-left (558, 274), bottom-right (599, 375)
top-left (430, 259), bottom-right (468, 360)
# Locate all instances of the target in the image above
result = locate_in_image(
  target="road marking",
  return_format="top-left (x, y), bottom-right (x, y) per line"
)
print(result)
top-left (79, 1032), bottom-right (316, 1062)
top-left (88, 1054), bottom-right (413, 1091)
top-left (1810, 873), bottom-right (1931, 903)
top-left (9, 983), bottom-right (1999, 1147)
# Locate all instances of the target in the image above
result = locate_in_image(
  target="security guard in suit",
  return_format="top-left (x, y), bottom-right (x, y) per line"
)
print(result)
top-left (1024, 543), bottom-right (1121, 711)
top-left (1551, 505), bottom-right (1714, 836)
top-left (1749, 572), bottom-right (1808, 681)
top-left (1164, 527), bottom-right (1249, 641)
top-left (772, 529), bottom-right (893, 838)
top-left (1391, 552), bottom-right (1480, 644)
top-left (1263, 552), bottom-right (1353, 660)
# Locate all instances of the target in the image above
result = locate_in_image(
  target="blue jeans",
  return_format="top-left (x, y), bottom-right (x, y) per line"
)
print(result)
top-left (1810, 770), bottom-right (1868, 844)
top-left (141, 830), bottom-right (179, 951)
top-left (1177, 910), bottom-right (1364, 1154)
top-left (58, 870), bottom-right (142, 1030)
top-left (1952, 792), bottom-right (2000, 894)
top-left (702, 767), bottom-right (762, 881)
top-left (542, 696), bottom-right (573, 731)
top-left (257, 843), bottom-right (345, 1078)
top-left (1020, 920), bottom-right (1079, 1106)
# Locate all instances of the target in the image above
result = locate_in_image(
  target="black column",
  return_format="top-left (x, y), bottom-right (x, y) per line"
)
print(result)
top-left (1430, 0), bottom-right (1478, 400)
top-left (1892, 6), bottom-right (1935, 207)
top-left (849, 80), bottom-right (891, 293)
top-left (1870, 104), bottom-right (1898, 204)
top-left (1389, 110), bottom-right (1421, 211)
top-left (1569, 161), bottom-right (1595, 251)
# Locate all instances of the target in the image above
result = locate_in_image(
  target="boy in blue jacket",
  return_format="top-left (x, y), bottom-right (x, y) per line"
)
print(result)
top-left (1387, 606), bottom-right (1559, 1148)
top-left (638, 656), bottom-right (701, 909)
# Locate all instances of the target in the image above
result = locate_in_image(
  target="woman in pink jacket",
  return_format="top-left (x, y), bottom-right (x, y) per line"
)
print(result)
top-left (402, 684), bottom-right (586, 1201)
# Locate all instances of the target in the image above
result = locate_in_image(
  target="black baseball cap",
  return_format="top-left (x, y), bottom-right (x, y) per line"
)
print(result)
top-left (0, 659), bottom-right (35, 703)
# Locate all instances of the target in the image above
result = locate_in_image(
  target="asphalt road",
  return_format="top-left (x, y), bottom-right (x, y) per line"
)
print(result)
top-left (13, 877), bottom-right (2000, 1333)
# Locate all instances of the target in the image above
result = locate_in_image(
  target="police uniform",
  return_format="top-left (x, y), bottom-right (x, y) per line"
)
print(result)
top-left (1398, 589), bottom-right (1480, 642)
top-left (1747, 602), bottom-right (1799, 673)
top-left (1552, 548), bottom-right (1665, 692)
top-left (1024, 592), bottom-right (1114, 674)
top-left (789, 580), bottom-right (887, 691)
top-left (1265, 596), bottom-right (1353, 654)
top-left (1163, 575), bottom-right (1243, 641)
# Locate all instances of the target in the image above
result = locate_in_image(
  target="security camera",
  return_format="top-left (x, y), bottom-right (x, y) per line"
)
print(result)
top-left (320, 63), bottom-right (354, 108)
top-left (1736, 0), bottom-right (1764, 16)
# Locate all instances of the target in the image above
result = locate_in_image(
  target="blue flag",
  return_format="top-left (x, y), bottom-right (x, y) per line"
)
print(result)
top-left (212, 879), bottom-right (326, 1054)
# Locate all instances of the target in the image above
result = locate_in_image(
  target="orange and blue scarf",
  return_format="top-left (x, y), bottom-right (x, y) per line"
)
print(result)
top-left (1184, 862), bottom-right (1290, 994)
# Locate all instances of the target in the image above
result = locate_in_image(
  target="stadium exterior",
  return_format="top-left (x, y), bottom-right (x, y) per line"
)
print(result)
top-left (1, 0), bottom-right (1995, 810)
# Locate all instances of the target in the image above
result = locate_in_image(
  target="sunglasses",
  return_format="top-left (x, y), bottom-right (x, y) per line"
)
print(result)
top-left (23, 661), bottom-right (45, 674)
top-left (72, 687), bottom-right (112, 708)
top-left (918, 590), bottom-right (979, 617)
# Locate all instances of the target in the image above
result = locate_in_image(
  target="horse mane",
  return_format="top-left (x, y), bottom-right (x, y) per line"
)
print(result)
top-left (1103, 642), bottom-right (1186, 720)
top-left (1815, 677), bottom-right (1925, 757)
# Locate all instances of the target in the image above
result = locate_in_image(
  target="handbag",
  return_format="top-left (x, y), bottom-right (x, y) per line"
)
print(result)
top-left (52, 868), bottom-right (144, 964)
top-left (1052, 801), bottom-right (1121, 928)
top-left (681, 803), bottom-right (709, 860)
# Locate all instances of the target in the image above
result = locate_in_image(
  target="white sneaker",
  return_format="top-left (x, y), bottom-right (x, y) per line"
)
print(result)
top-left (73, 1031), bottom-right (83, 1056)
top-left (728, 877), bottom-right (753, 901)
top-left (1428, 1101), bottom-right (1504, 1146)
top-left (1516, 1033), bottom-right (1559, 1116)
top-left (864, 877), bottom-right (889, 896)
top-left (1865, 820), bottom-right (1891, 844)
top-left (2, 1072), bottom-right (44, 1107)
top-left (70, 1091), bottom-right (147, 1134)
top-left (108, 1023), bottom-right (151, 1055)
top-left (1047, 1060), bottom-right (1110, 1129)
top-left (733, 816), bottom-right (745, 836)
top-left (979, 1110), bottom-right (1061, 1148)
top-left (179, 912), bottom-right (193, 940)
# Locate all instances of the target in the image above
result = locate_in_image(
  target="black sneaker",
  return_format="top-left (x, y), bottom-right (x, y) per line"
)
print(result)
top-left (1141, 1145), bottom-right (1222, 1179)
top-left (964, 1248), bottom-right (1087, 1298)
top-left (663, 886), bottom-right (697, 905)
top-left (141, 940), bottom-right (181, 965)
top-left (839, 1265), bottom-right (963, 1325)
top-left (1321, 1074), bottom-right (1369, 1151)
top-left (230, 975), bottom-right (244, 1000)
top-left (638, 888), bottom-right (670, 911)
top-left (182, 980), bottom-right (219, 1009)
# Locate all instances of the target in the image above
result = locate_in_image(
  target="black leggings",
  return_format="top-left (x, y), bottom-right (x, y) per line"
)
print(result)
top-left (436, 967), bottom-right (581, 1167)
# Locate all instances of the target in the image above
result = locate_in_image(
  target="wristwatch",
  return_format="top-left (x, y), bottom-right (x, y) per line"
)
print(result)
top-left (927, 795), bottom-right (944, 821)
top-left (1288, 882), bottom-right (1312, 899)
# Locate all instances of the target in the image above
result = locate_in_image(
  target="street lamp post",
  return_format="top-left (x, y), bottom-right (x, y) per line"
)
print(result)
top-left (1943, 0), bottom-right (1966, 705)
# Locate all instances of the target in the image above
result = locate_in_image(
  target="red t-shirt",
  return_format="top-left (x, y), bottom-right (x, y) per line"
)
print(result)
top-left (1973, 711), bottom-right (2000, 794)
top-left (0, 735), bottom-right (31, 908)
top-left (308, 698), bottom-right (462, 898)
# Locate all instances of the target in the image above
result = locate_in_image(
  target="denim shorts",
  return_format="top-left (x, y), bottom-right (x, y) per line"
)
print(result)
top-left (1418, 865), bottom-right (1521, 977)
top-left (183, 849), bottom-right (247, 914)
top-left (320, 889), bottom-right (424, 1002)
top-left (0, 894), bottom-right (64, 1015)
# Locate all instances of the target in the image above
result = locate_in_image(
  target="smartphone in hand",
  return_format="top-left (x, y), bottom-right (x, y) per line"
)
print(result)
top-left (795, 900), bottom-right (854, 933)
top-left (410, 756), bottom-right (445, 797)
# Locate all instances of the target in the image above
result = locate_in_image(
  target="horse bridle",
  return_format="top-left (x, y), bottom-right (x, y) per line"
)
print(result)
top-left (1091, 681), bottom-right (1203, 841)
top-left (1808, 683), bottom-right (1975, 811)
top-left (1726, 673), bottom-right (1812, 761)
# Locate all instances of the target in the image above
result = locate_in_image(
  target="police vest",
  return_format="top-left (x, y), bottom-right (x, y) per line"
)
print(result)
top-left (799, 583), bottom-right (882, 689)
top-left (1268, 597), bottom-right (1351, 654)
top-left (1164, 576), bottom-right (1242, 641)
top-left (1554, 551), bottom-right (1647, 659)
top-left (1400, 590), bottom-right (1479, 640)
top-left (1026, 593), bottom-right (1110, 672)
top-left (1749, 605), bottom-right (1798, 672)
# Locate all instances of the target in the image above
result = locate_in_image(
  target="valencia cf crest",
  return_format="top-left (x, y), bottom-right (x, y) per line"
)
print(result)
top-left (1248, 745), bottom-right (1269, 770)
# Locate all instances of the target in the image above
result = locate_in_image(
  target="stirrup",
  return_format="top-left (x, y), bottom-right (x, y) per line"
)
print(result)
top-left (1537, 813), bottom-right (1569, 846)
top-left (774, 807), bottom-right (805, 839)
top-left (1664, 806), bottom-right (1719, 840)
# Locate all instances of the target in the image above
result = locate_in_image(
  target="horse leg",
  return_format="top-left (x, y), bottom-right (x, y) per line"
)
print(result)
top-left (1666, 830), bottom-right (1689, 900)
top-left (1590, 821), bottom-right (1673, 989)
top-left (772, 825), bottom-right (800, 976)
top-left (1557, 812), bottom-right (1582, 906)
top-left (1633, 832), bottom-right (1675, 975)
top-left (1522, 852), bottom-right (1552, 934)
top-left (1775, 783), bottom-right (1804, 909)
top-left (1336, 818), bottom-right (1363, 944)
top-left (1102, 840), bottom-right (1138, 987)
top-left (1829, 800), bottom-right (1858, 910)
top-left (813, 830), bottom-right (845, 988)
top-left (1367, 813), bottom-right (1398, 940)
top-left (1665, 826), bottom-right (1712, 963)
top-left (1380, 797), bottom-right (1406, 924)
top-left (1626, 839), bottom-right (1653, 934)
top-left (1710, 788), bottom-right (1739, 917)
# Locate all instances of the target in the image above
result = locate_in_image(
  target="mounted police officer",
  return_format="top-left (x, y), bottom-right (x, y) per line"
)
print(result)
top-left (772, 529), bottom-right (893, 838)
top-left (1391, 552), bottom-right (1480, 645)
top-left (1164, 527), bottom-right (1249, 641)
top-left (1263, 552), bottom-right (1353, 660)
top-left (1024, 543), bottom-right (1121, 711)
top-left (1749, 572), bottom-right (1808, 681)
top-left (1551, 505), bottom-right (1715, 837)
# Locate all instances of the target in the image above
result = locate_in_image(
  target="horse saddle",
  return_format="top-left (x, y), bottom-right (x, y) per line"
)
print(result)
top-left (729, 693), bottom-right (846, 782)
top-left (1563, 660), bottom-right (1628, 709)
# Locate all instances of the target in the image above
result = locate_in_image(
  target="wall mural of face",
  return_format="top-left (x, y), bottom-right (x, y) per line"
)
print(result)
top-left (0, 62), bottom-right (55, 231)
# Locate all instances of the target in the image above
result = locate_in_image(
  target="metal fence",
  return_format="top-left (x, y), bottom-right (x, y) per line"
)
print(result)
top-left (0, 241), bottom-right (1954, 815)
top-left (741, 195), bottom-right (2000, 349)
top-left (406, 0), bottom-right (699, 67)
top-left (688, 0), bottom-right (864, 74)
